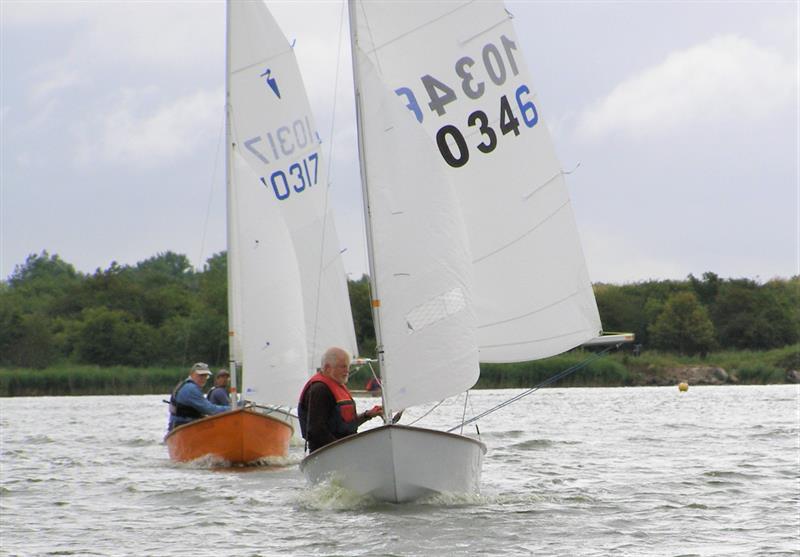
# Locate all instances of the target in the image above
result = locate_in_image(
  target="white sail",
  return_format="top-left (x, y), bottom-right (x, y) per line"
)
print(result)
top-left (229, 151), bottom-right (308, 405)
top-left (356, 49), bottom-right (479, 412)
top-left (350, 1), bottom-right (601, 364)
top-left (227, 0), bottom-right (357, 405)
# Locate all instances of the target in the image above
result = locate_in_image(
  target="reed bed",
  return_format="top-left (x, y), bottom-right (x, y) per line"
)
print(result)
top-left (0, 345), bottom-right (796, 396)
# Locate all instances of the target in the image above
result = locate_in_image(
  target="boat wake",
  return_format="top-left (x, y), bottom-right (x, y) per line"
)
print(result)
top-left (294, 479), bottom-right (376, 511)
top-left (251, 454), bottom-right (303, 467)
top-left (169, 453), bottom-right (302, 469)
top-left (295, 478), bottom-right (493, 510)
top-left (416, 490), bottom-right (492, 507)
top-left (172, 454), bottom-right (230, 469)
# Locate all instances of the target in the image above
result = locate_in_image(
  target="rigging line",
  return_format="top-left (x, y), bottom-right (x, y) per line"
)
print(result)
top-left (471, 200), bottom-right (570, 265)
top-left (197, 111), bottom-right (225, 272)
top-left (310, 0), bottom-right (347, 360)
top-left (357, 0), bottom-right (382, 289)
top-left (459, 390), bottom-right (470, 435)
top-left (183, 111), bottom-right (225, 366)
top-left (406, 399), bottom-right (446, 426)
top-left (446, 344), bottom-right (620, 433)
top-left (356, 0), bottom-right (382, 76)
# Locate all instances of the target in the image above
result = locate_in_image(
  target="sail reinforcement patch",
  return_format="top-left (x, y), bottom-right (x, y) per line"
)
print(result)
top-left (405, 287), bottom-right (466, 334)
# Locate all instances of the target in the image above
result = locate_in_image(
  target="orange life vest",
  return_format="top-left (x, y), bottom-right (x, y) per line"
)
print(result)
top-left (297, 373), bottom-right (357, 440)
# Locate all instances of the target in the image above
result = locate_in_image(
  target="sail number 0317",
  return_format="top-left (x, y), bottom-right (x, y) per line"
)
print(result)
top-left (260, 152), bottom-right (319, 201)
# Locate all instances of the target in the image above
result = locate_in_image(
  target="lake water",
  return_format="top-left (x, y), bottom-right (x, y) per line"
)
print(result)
top-left (1, 385), bottom-right (798, 556)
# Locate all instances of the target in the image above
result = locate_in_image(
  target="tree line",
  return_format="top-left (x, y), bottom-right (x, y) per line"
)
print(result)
top-left (1, 251), bottom-right (797, 370)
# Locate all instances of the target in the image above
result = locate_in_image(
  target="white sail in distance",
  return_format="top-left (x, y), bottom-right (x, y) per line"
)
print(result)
top-left (227, 0), bottom-right (358, 405)
top-left (350, 1), bottom-right (602, 363)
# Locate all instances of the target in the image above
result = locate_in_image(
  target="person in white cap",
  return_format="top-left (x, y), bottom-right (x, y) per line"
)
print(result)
top-left (167, 362), bottom-right (230, 431)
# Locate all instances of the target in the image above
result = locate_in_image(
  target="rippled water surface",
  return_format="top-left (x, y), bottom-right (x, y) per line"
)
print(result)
top-left (2, 386), bottom-right (798, 556)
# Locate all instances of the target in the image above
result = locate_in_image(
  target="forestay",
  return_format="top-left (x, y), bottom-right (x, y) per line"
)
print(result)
top-left (350, 1), bottom-right (601, 364)
top-left (228, 1), bottom-right (357, 406)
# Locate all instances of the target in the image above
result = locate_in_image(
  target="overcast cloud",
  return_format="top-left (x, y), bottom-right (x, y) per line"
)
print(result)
top-left (1, 1), bottom-right (797, 285)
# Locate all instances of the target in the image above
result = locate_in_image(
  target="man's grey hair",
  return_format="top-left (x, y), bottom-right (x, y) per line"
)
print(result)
top-left (321, 347), bottom-right (350, 369)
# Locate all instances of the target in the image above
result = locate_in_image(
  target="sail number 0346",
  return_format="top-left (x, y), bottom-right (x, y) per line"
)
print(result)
top-left (395, 35), bottom-right (539, 168)
top-left (437, 85), bottom-right (537, 168)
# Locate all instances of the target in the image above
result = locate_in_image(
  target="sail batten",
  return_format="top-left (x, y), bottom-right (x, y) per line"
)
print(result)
top-left (477, 287), bottom-right (596, 330)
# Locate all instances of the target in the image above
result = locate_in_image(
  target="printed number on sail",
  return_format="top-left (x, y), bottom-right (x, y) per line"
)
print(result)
top-left (395, 35), bottom-right (521, 121)
top-left (391, 35), bottom-right (538, 168)
top-left (260, 152), bottom-right (319, 201)
top-left (436, 88), bottom-right (536, 168)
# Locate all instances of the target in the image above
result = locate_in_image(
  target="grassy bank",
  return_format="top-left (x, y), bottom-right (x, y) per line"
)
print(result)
top-left (0, 345), bottom-right (797, 396)
top-left (477, 344), bottom-right (799, 388)
top-left (0, 365), bottom-right (186, 397)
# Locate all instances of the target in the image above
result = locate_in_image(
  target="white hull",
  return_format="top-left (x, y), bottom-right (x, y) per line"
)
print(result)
top-left (299, 425), bottom-right (486, 503)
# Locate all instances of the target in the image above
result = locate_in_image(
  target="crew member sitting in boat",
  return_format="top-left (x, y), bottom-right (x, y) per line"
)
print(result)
top-left (206, 368), bottom-right (231, 405)
top-left (167, 363), bottom-right (230, 431)
top-left (365, 376), bottom-right (382, 396)
top-left (298, 347), bottom-right (382, 452)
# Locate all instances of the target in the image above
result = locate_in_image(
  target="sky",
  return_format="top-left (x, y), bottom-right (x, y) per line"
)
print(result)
top-left (1, 0), bottom-right (797, 285)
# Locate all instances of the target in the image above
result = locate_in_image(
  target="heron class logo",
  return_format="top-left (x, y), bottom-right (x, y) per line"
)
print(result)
top-left (260, 68), bottom-right (281, 99)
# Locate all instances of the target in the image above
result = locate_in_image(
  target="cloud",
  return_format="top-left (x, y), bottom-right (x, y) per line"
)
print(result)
top-left (30, 68), bottom-right (79, 103)
top-left (74, 87), bottom-right (223, 168)
top-left (577, 35), bottom-right (794, 140)
top-left (1, 2), bottom-right (87, 26)
top-left (581, 225), bottom-right (686, 284)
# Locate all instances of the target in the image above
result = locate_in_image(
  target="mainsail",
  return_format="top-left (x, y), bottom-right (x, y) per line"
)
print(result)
top-left (350, 1), bottom-right (601, 366)
top-left (227, 1), bottom-right (357, 406)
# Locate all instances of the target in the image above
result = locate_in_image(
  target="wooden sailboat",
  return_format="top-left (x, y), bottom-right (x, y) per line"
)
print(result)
top-left (300, 0), bottom-right (602, 501)
top-left (165, 0), bottom-right (357, 464)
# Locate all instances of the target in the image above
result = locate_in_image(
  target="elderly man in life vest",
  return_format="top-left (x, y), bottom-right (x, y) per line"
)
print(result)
top-left (167, 362), bottom-right (230, 431)
top-left (298, 347), bottom-right (382, 452)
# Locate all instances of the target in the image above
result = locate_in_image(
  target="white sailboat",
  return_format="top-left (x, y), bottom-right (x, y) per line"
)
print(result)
top-left (165, 0), bottom-right (357, 464)
top-left (300, 0), bottom-right (602, 501)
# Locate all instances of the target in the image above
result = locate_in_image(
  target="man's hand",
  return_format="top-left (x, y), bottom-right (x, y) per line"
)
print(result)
top-left (364, 405), bottom-right (383, 419)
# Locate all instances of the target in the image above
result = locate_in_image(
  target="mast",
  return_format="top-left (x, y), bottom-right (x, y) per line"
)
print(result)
top-left (224, 0), bottom-right (239, 405)
top-left (347, 0), bottom-right (390, 421)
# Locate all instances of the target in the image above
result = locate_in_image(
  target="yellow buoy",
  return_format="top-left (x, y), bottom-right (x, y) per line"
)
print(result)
top-left (678, 382), bottom-right (689, 392)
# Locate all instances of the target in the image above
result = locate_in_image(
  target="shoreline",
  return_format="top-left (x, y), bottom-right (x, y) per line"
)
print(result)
top-left (1, 345), bottom-right (796, 397)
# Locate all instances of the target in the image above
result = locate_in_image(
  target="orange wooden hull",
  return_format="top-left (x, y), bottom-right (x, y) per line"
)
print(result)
top-left (164, 408), bottom-right (293, 464)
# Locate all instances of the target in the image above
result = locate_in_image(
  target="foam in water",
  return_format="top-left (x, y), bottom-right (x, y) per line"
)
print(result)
top-left (168, 453), bottom-right (302, 469)
top-left (293, 478), bottom-right (376, 511)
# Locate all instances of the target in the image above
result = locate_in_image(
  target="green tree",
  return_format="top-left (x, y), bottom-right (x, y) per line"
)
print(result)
top-left (348, 275), bottom-right (375, 357)
top-left (2, 252), bottom-right (83, 364)
top-left (688, 271), bottom-right (721, 307)
top-left (649, 291), bottom-right (716, 355)
top-left (8, 314), bottom-right (58, 368)
top-left (8, 251), bottom-right (82, 315)
top-left (74, 307), bottom-right (158, 366)
top-left (713, 279), bottom-right (798, 349)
